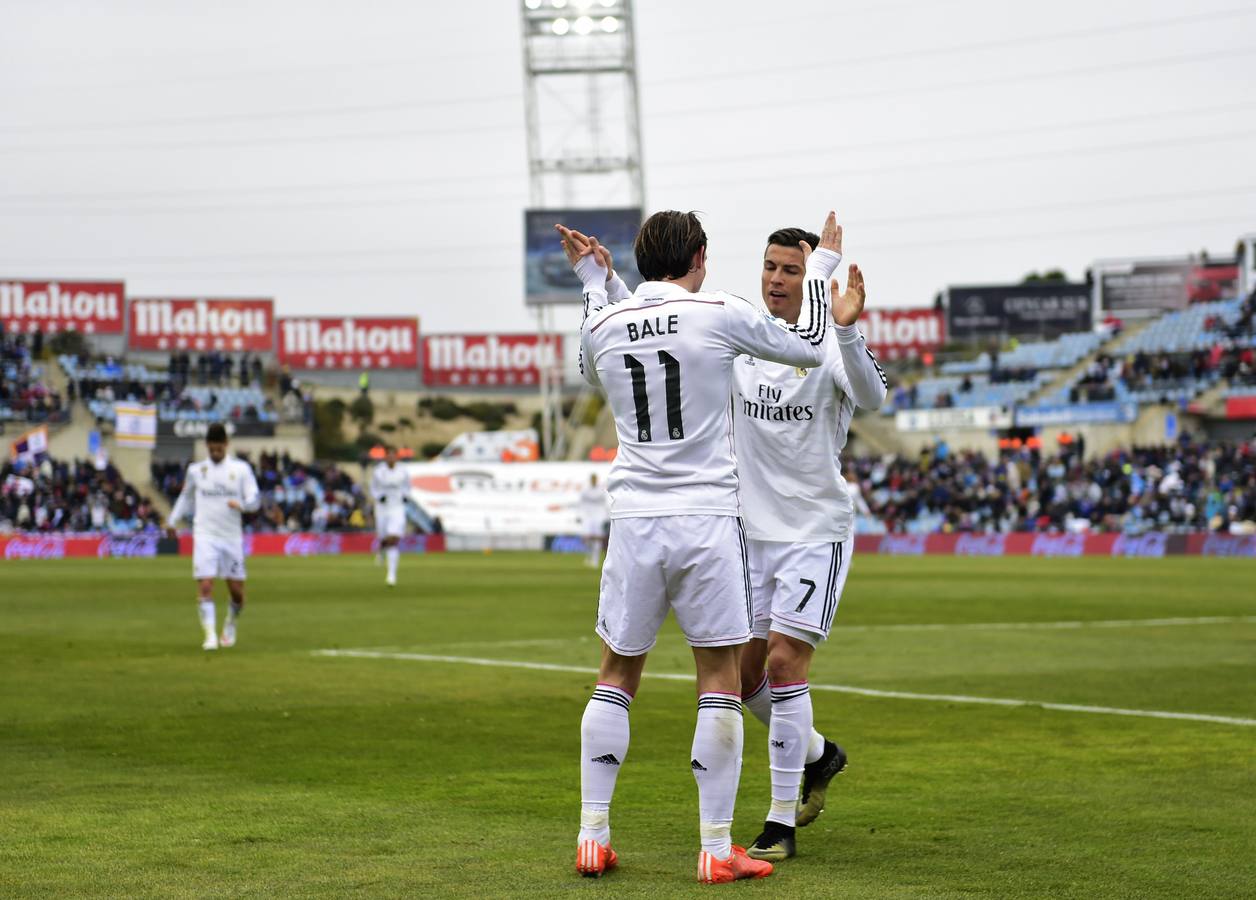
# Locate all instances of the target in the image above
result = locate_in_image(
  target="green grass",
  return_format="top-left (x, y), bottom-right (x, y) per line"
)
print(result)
top-left (1, 554), bottom-right (1254, 898)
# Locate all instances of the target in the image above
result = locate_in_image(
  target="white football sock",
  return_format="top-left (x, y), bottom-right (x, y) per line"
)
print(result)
top-left (805, 728), bottom-right (826, 764)
top-left (385, 546), bottom-right (399, 580)
top-left (198, 599), bottom-right (216, 638)
top-left (741, 672), bottom-right (771, 727)
top-left (227, 600), bottom-right (243, 624)
top-left (767, 682), bottom-right (813, 826)
top-left (579, 683), bottom-right (632, 846)
top-left (692, 692), bottom-right (743, 858)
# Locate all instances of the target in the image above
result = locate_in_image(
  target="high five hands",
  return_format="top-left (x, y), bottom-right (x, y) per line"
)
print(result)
top-left (555, 224), bottom-right (615, 285)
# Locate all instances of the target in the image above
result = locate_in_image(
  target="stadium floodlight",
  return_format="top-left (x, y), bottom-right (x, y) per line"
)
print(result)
top-left (599, 0), bottom-right (617, 6)
top-left (573, 0), bottom-right (594, 8)
top-left (600, 15), bottom-right (619, 32)
top-left (524, 0), bottom-right (543, 7)
top-left (551, 0), bottom-right (567, 7)
top-left (573, 15), bottom-right (594, 34)
top-left (551, 16), bottom-right (570, 34)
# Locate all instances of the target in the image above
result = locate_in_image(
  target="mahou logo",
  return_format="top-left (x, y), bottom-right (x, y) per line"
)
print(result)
top-left (860, 310), bottom-right (944, 361)
top-left (0, 280), bottom-right (125, 334)
top-left (278, 318), bottom-right (418, 369)
top-left (423, 334), bottom-right (562, 386)
top-left (128, 298), bottom-right (274, 351)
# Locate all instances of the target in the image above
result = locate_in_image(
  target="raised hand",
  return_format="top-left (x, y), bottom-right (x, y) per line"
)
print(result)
top-left (555, 224), bottom-right (593, 266)
top-left (818, 210), bottom-right (842, 255)
top-left (832, 264), bottom-right (866, 327)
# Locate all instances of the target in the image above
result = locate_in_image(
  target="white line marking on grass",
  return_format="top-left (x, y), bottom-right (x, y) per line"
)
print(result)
top-left (839, 615), bottom-right (1256, 633)
top-left (312, 649), bottom-right (1256, 728)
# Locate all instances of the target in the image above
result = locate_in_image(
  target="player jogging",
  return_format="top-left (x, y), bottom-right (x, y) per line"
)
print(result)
top-left (733, 225), bottom-right (887, 861)
top-left (577, 473), bottom-right (609, 568)
top-left (166, 423), bottom-right (261, 650)
top-left (371, 445), bottom-right (411, 587)
top-left (560, 210), bottom-right (842, 884)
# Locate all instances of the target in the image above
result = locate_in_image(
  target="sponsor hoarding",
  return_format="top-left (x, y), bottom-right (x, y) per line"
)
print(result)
top-left (0, 533), bottom-right (445, 560)
top-left (422, 334), bottom-right (563, 387)
top-left (405, 461), bottom-right (611, 536)
top-left (850, 533), bottom-right (1256, 557)
top-left (860, 309), bottom-right (944, 360)
top-left (1097, 258), bottom-right (1239, 314)
top-left (277, 317), bottom-right (419, 369)
top-left (114, 404), bottom-right (157, 448)
top-left (525, 207), bottom-right (642, 305)
top-left (895, 406), bottom-right (1013, 432)
top-left (156, 419), bottom-right (276, 439)
top-left (128, 298), bottom-right (274, 351)
top-left (1015, 402), bottom-right (1139, 427)
top-left (0, 279), bottom-right (125, 334)
top-left (947, 283), bottom-right (1092, 339)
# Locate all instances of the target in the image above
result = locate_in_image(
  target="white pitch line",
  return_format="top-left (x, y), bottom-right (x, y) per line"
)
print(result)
top-left (838, 615), bottom-right (1256, 633)
top-left (312, 649), bottom-right (1256, 728)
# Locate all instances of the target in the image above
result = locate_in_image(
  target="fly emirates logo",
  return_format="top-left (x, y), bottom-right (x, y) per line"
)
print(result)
top-left (739, 383), bottom-right (814, 422)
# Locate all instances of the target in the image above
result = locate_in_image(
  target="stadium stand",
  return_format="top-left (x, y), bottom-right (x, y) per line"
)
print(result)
top-left (152, 451), bottom-right (368, 532)
top-left (941, 331), bottom-right (1105, 376)
top-left (885, 371), bottom-right (1052, 413)
top-left (2, 332), bottom-right (66, 424)
top-left (0, 454), bottom-right (161, 533)
top-left (851, 436), bottom-right (1255, 536)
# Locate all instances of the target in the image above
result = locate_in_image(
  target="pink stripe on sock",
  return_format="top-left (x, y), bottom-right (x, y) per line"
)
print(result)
top-left (769, 681), bottom-right (809, 688)
top-left (596, 681), bottom-right (634, 697)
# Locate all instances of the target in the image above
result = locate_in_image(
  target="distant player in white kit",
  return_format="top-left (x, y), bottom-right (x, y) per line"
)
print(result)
top-left (560, 210), bottom-right (842, 884)
top-left (166, 423), bottom-right (260, 650)
top-left (577, 473), bottom-right (609, 567)
top-left (733, 226), bottom-right (887, 861)
top-left (371, 445), bottom-right (410, 587)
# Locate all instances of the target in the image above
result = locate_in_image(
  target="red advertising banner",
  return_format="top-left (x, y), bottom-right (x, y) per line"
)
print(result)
top-left (128, 298), bottom-right (274, 352)
top-left (0, 279), bottom-right (125, 334)
top-left (860, 309), bottom-right (944, 361)
top-left (174, 533), bottom-right (445, 556)
top-left (277, 317), bottom-right (419, 369)
top-left (852, 532), bottom-right (1256, 558)
top-left (1225, 396), bottom-right (1256, 419)
top-left (423, 333), bottom-right (563, 386)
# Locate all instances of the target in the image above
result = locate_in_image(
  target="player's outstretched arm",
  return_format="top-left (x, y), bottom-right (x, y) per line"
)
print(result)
top-left (556, 224), bottom-right (611, 320)
top-left (166, 466), bottom-right (196, 535)
top-left (238, 464), bottom-right (261, 513)
top-left (830, 264), bottom-right (887, 409)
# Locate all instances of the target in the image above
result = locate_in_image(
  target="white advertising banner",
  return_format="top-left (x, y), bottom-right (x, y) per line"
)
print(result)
top-left (114, 403), bottom-right (157, 448)
top-left (895, 406), bottom-right (1013, 432)
top-left (406, 461), bottom-right (612, 536)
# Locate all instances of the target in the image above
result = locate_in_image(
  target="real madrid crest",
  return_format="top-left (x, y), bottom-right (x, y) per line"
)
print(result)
top-left (795, 367), bottom-right (809, 378)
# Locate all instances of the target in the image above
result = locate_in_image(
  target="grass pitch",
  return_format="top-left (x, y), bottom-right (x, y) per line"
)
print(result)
top-left (1, 553), bottom-right (1254, 898)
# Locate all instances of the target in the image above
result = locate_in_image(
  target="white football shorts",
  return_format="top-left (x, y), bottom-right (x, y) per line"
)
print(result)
top-left (596, 515), bottom-right (753, 656)
top-left (583, 516), bottom-right (608, 540)
top-left (748, 537), bottom-right (853, 647)
top-left (193, 537), bottom-right (247, 581)
top-left (376, 506), bottom-right (406, 539)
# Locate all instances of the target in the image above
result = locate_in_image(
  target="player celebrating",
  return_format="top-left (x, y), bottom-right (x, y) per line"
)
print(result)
top-left (577, 473), bottom-right (609, 568)
top-left (166, 423), bottom-right (260, 650)
top-left (371, 445), bottom-right (410, 587)
top-left (560, 210), bottom-right (842, 884)
top-left (736, 226), bottom-right (886, 862)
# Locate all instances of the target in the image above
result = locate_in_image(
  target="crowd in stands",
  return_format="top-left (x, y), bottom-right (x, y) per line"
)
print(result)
top-left (0, 455), bottom-right (160, 533)
top-left (152, 450), bottom-right (368, 532)
top-left (1, 330), bottom-right (65, 423)
top-left (851, 435), bottom-right (1255, 535)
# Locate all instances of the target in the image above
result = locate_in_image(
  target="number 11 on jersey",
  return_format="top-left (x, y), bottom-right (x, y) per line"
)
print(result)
top-left (623, 350), bottom-right (684, 442)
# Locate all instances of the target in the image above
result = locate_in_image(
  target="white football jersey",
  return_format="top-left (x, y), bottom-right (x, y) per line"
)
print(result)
top-left (578, 485), bottom-right (609, 527)
top-left (371, 462), bottom-right (410, 508)
top-left (734, 322), bottom-right (888, 542)
top-left (580, 250), bottom-right (837, 519)
top-left (169, 455), bottom-right (260, 543)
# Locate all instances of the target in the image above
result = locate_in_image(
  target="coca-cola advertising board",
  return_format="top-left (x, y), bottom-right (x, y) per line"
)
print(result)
top-left (422, 334), bottom-right (563, 387)
top-left (277, 317), bottom-right (419, 369)
top-left (860, 309), bottom-right (944, 360)
top-left (0, 279), bottom-right (125, 334)
top-left (128, 298), bottom-right (274, 351)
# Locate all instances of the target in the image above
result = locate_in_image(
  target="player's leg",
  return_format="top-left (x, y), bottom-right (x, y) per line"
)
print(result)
top-left (576, 518), bottom-right (665, 877)
top-left (221, 579), bottom-right (245, 647)
top-left (192, 539), bottom-right (219, 649)
top-left (669, 517), bottom-right (772, 883)
top-left (740, 541), bottom-right (775, 725)
top-left (383, 535), bottom-right (400, 586)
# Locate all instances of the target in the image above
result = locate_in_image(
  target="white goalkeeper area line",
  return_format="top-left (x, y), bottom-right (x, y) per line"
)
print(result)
top-left (312, 649), bottom-right (1256, 728)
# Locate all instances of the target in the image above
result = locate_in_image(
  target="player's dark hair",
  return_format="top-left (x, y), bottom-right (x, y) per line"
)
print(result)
top-left (634, 210), bottom-right (707, 281)
top-left (206, 423), bottom-right (228, 443)
top-left (765, 227), bottom-right (820, 255)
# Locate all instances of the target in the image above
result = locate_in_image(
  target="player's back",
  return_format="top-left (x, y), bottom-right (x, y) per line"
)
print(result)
top-left (583, 283), bottom-right (750, 519)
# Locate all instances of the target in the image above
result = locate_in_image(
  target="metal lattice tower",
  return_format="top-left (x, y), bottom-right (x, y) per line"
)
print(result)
top-left (519, 0), bottom-right (645, 458)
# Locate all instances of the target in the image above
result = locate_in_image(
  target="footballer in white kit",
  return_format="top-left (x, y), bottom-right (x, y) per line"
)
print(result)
top-left (371, 446), bottom-right (410, 586)
top-left (560, 211), bottom-right (842, 884)
top-left (734, 226), bottom-right (887, 863)
top-left (577, 473), bottom-right (609, 568)
top-left (166, 423), bottom-right (261, 650)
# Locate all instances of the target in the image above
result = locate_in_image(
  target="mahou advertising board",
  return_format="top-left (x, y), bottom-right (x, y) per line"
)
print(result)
top-left (422, 334), bottom-right (563, 386)
top-left (860, 309), bottom-right (944, 360)
top-left (128, 298), bottom-right (274, 351)
top-left (0, 279), bottom-right (125, 334)
top-left (277, 317), bottom-right (419, 369)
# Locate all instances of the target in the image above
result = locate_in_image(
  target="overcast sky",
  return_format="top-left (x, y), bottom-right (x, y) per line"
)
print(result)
top-left (1, 0), bottom-right (1253, 335)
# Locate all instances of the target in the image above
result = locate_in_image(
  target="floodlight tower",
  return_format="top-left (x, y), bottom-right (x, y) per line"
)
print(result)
top-left (520, 0), bottom-right (645, 459)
